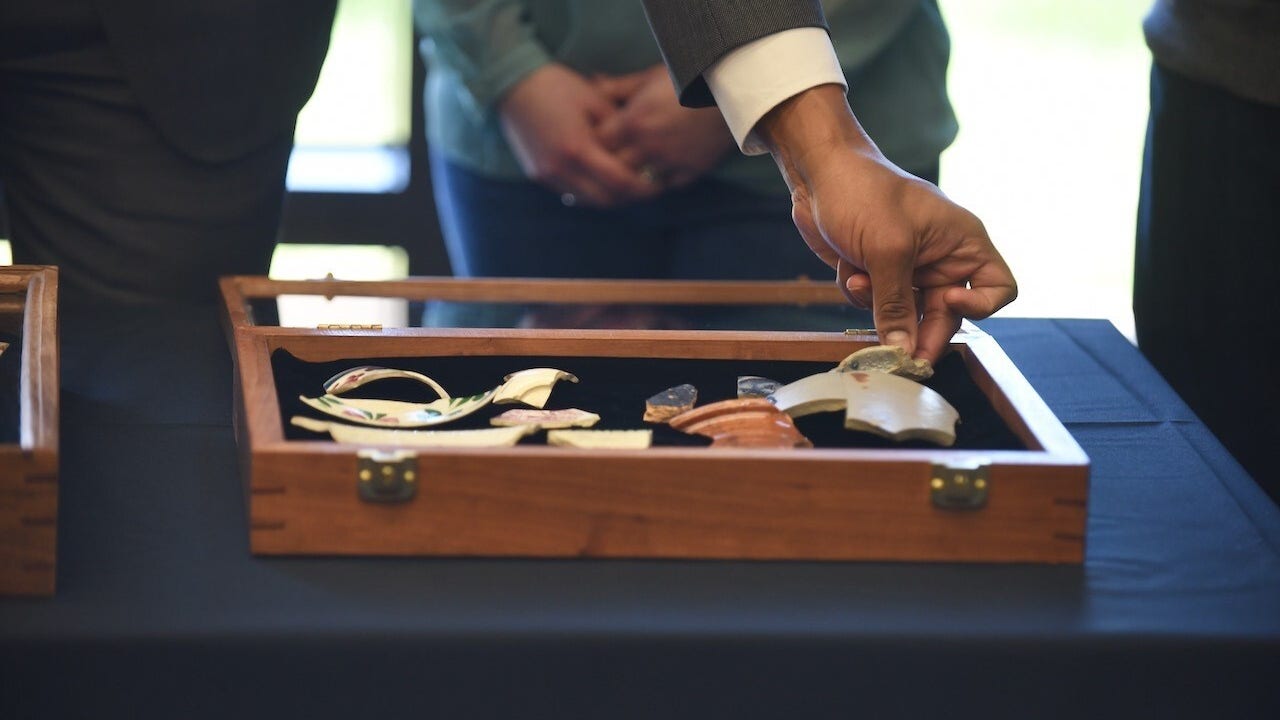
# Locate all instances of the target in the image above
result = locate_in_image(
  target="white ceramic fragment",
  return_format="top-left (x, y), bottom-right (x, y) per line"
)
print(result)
top-left (769, 370), bottom-right (959, 446)
top-left (323, 365), bottom-right (451, 399)
top-left (834, 345), bottom-right (934, 381)
top-left (490, 408), bottom-right (600, 429)
top-left (300, 387), bottom-right (497, 428)
top-left (493, 367), bottom-right (579, 408)
top-left (546, 429), bottom-right (653, 450)
top-left (291, 416), bottom-right (536, 447)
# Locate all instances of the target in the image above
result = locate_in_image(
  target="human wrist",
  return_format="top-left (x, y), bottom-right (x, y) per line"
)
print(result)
top-left (755, 84), bottom-right (879, 192)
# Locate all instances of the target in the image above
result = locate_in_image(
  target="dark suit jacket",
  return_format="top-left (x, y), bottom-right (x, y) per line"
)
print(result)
top-left (94, 0), bottom-right (338, 162)
top-left (640, 0), bottom-right (827, 107)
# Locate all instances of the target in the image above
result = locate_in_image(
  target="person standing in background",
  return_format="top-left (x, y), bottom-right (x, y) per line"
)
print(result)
top-left (1136, 0), bottom-right (1280, 500)
top-left (0, 0), bottom-right (338, 308)
top-left (416, 0), bottom-right (998, 343)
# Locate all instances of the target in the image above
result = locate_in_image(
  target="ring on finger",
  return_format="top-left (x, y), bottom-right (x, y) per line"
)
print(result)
top-left (560, 192), bottom-right (578, 207)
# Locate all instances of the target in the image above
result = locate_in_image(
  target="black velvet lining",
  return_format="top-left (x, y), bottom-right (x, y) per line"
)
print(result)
top-left (0, 329), bottom-right (21, 444)
top-left (272, 350), bottom-right (1025, 451)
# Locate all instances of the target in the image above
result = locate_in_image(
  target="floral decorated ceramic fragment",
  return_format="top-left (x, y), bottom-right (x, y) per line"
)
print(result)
top-left (490, 408), bottom-right (600, 429)
top-left (643, 383), bottom-right (697, 423)
top-left (300, 389), bottom-right (498, 428)
top-left (300, 364), bottom-right (497, 428)
top-left (493, 367), bottom-right (579, 408)
top-left (322, 365), bottom-right (451, 398)
top-left (768, 370), bottom-right (959, 446)
top-left (546, 429), bottom-right (653, 449)
top-left (834, 345), bottom-right (933, 381)
top-left (291, 416), bottom-right (536, 447)
top-left (668, 398), bottom-right (812, 449)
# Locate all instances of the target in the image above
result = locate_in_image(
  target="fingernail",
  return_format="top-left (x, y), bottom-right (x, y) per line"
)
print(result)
top-left (884, 330), bottom-right (909, 348)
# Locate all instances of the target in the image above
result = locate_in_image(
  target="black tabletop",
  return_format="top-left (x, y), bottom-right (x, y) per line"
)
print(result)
top-left (2, 303), bottom-right (1278, 719)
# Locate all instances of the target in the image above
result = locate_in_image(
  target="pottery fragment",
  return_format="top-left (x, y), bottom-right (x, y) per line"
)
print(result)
top-left (834, 345), bottom-right (933, 381)
top-left (291, 416), bottom-right (536, 447)
top-left (300, 364), bottom-right (497, 428)
top-left (769, 370), bottom-right (959, 446)
top-left (323, 365), bottom-right (451, 398)
top-left (736, 375), bottom-right (781, 399)
top-left (643, 383), bottom-right (697, 423)
top-left (547, 429), bottom-right (653, 450)
top-left (668, 398), bottom-right (812, 449)
top-left (490, 408), bottom-right (600, 429)
top-left (493, 368), bottom-right (579, 408)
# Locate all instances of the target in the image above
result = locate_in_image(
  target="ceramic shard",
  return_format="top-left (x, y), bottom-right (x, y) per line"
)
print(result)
top-left (546, 429), bottom-right (653, 449)
top-left (490, 408), bottom-right (600, 429)
top-left (769, 370), bottom-right (959, 446)
top-left (0, 341), bottom-right (7, 358)
top-left (493, 367), bottom-right (579, 408)
top-left (668, 398), bottom-right (812, 449)
top-left (323, 365), bottom-right (451, 399)
top-left (291, 416), bottom-right (536, 447)
top-left (643, 383), bottom-right (698, 423)
top-left (299, 387), bottom-right (497, 428)
top-left (834, 345), bottom-right (934, 381)
top-left (736, 375), bottom-right (781, 399)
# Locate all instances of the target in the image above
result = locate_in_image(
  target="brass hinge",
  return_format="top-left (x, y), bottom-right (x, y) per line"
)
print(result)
top-left (317, 323), bottom-right (383, 330)
top-left (356, 450), bottom-right (418, 503)
top-left (930, 461), bottom-right (990, 510)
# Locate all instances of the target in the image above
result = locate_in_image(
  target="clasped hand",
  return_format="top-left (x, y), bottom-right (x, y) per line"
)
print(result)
top-left (498, 63), bottom-right (734, 207)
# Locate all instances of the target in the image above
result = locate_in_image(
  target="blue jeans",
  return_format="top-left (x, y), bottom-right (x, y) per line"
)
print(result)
top-left (427, 152), bottom-right (944, 330)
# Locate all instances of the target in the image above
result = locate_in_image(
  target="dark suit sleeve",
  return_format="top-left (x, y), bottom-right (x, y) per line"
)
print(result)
top-left (640, 0), bottom-right (828, 108)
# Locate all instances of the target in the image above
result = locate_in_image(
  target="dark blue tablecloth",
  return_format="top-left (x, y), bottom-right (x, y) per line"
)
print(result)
top-left (2, 305), bottom-right (1277, 719)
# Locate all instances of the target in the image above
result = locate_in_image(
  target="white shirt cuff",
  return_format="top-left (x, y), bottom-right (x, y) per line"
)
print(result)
top-left (704, 27), bottom-right (848, 156)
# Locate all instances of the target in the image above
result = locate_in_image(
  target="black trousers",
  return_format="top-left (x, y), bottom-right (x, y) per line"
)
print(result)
top-left (0, 1), bottom-right (293, 306)
top-left (1135, 63), bottom-right (1280, 499)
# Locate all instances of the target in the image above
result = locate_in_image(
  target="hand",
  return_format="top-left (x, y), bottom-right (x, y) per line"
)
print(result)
top-left (757, 85), bottom-right (1017, 364)
top-left (499, 63), bottom-right (658, 207)
top-left (593, 64), bottom-right (736, 189)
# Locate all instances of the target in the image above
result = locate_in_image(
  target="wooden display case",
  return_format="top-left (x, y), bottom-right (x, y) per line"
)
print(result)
top-left (220, 276), bottom-right (1089, 564)
top-left (1, 266), bottom-right (59, 596)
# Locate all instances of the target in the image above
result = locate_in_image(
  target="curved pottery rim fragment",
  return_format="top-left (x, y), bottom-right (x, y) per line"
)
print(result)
top-left (493, 367), bottom-right (579, 408)
top-left (323, 365), bottom-right (451, 399)
top-left (300, 364), bottom-right (497, 428)
top-left (768, 370), bottom-right (960, 446)
top-left (291, 416), bottom-right (536, 447)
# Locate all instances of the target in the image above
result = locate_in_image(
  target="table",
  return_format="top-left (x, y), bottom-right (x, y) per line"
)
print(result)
top-left (2, 303), bottom-right (1278, 718)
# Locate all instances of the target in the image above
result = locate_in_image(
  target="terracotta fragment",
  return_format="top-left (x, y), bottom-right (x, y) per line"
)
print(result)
top-left (490, 408), bottom-right (600, 429)
top-left (737, 375), bottom-right (781, 399)
top-left (668, 398), bottom-right (812, 449)
top-left (643, 383), bottom-right (697, 423)
top-left (834, 345), bottom-right (934, 381)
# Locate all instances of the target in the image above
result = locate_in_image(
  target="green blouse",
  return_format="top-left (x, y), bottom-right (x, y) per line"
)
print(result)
top-left (414, 0), bottom-right (957, 195)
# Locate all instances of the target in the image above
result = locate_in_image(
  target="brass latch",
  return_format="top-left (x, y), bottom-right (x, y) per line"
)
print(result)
top-left (356, 450), bottom-right (418, 503)
top-left (317, 323), bottom-right (383, 330)
top-left (930, 462), bottom-right (990, 510)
